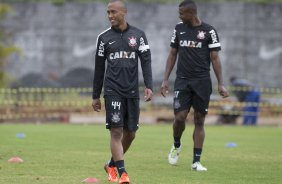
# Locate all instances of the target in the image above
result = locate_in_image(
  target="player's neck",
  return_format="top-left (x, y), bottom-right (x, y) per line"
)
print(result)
top-left (191, 16), bottom-right (201, 26)
top-left (115, 21), bottom-right (128, 32)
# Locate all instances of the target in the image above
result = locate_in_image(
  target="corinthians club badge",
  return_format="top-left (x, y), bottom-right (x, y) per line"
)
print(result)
top-left (174, 99), bottom-right (181, 109)
top-left (111, 112), bottom-right (121, 123)
top-left (128, 36), bottom-right (137, 47)
top-left (197, 31), bottom-right (206, 40)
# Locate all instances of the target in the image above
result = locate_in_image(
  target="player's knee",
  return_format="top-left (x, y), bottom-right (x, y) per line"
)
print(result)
top-left (194, 111), bottom-right (206, 127)
top-left (175, 113), bottom-right (187, 123)
top-left (174, 118), bottom-right (185, 125)
top-left (110, 128), bottom-right (123, 140)
top-left (194, 120), bottom-right (204, 128)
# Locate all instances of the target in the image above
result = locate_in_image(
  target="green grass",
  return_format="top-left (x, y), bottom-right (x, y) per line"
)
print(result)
top-left (0, 124), bottom-right (282, 184)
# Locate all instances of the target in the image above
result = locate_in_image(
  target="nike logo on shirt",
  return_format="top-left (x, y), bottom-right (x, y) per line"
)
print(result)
top-left (109, 41), bottom-right (116, 45)
top-left (180, 32), bottom-right (186, 34)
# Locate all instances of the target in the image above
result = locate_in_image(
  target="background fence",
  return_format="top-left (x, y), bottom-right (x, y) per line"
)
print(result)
top-left (1, 87), bottom-right (282, 123)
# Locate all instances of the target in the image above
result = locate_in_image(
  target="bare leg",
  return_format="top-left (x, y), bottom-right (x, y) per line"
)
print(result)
top-left (191, 110), bottom-right (208, 170)
top-left (173, 109), bottom-right (189, 138)
top-left (110, 127), bottom-right (124, 161)
top-left (168, 109), bottom-right (189, 165)
top-left (193, 111), bottom-right (206, 148)
top-left (122, 129), bottom-right (136, 154)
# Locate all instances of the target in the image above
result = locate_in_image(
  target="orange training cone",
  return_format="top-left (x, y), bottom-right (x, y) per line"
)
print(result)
top-left (8, 157), bottom-right (23, 163)
top-left (81, 177), bottom-right (99, 183)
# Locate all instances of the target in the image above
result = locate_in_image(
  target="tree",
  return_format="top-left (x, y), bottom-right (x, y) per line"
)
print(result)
top-left (0, 3), bottom-right (20, 87)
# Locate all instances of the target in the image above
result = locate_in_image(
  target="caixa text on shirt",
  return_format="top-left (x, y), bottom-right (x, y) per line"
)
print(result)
top-left (180, 40), bottom-right (202, 48)
top-left (109, 51), bottom-right (136, 60)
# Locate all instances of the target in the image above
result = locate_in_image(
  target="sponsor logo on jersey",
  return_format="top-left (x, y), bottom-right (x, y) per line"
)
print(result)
top-left (139, 37), bottom-right (150, 53)
top-left (109, 41), bottom-right (116, 45)
top-left (128, 36), bottom-right (137, 47)
top-left (171, 29), bottom-right (177, 43)
top-left (180, 40), bottom-right (202, 48)
top-left (209, 29), bottom-right (218, 44)
top-left (197, 31), bottom-right (206, 40)
top-left (98, 41), bottom-right (105, 56)
top-left (109, 51), bottom-right (136, 60)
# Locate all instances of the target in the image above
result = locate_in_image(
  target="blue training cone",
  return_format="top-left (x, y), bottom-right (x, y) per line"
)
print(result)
top-left (225, 142), bottom-right (237, 147)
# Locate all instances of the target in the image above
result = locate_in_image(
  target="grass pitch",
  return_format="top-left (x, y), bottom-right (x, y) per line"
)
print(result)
top-left (0, 123), bottom-right (281, 184)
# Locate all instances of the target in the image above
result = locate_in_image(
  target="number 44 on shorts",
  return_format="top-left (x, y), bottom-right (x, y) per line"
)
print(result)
top-left (112, 101), bottom-right (121, 110)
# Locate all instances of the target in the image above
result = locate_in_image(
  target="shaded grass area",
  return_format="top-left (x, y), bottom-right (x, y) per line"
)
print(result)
top-left (0, 124), bottom-right (281, 184)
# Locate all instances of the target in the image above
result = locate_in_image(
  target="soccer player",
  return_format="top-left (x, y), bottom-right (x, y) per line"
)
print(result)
top-left (92, 0), bottom-right (153, 183)
top-left (161, 0), bottom-right (229, 171)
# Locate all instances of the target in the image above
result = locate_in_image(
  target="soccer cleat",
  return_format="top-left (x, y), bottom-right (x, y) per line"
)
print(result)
top-left (168, 145), bottom-right (181, 165)
top-left (191, 162), bottom-right (207, 171)
top-left (119, 172), bottom-right (130, 184)
top-left (104, 163), bottom-right (118, 182)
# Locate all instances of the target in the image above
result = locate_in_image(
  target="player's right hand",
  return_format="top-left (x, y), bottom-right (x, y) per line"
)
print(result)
top-left (92, 99), bottom-right (101, 112)
top-left (218, 85), bottom-right (229, 98)
top-left (144, 88), bottom-right (153, 102)
top-left (161, 80), bottom-right (169, 97)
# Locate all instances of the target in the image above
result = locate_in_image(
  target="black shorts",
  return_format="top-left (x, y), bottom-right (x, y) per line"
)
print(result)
top-left (173, 77), bottom-right (212, 114)
top-left (104, 95), bottom-right (140, 131)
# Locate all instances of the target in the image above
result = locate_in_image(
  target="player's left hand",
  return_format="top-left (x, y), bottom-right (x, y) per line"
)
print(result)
top-left (144, 88), bottom-right (153, 102)
top-left (218, 85), bottom-right (229, 98)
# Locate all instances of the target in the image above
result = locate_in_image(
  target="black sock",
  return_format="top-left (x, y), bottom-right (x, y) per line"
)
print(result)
top-left (174, 136), bottom-right (181, 148)
top-left (193, 148), bottom-right (202, 163)
top-left (108, 157), bottom-right (115, 167)
top-left (115, 160), bottom-right (126, 177)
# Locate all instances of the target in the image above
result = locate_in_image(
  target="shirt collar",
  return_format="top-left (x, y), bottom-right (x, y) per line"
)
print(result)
top-left (111, 23), bottom-right (130, 33)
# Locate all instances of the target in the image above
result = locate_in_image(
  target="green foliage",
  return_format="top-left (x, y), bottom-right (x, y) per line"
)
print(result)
top-left (0, 45), bottom-right (20, 87)
top-left (0, 45), bottom-right (19, 59)
top-left (0, 3), bottom-right (20, 87)
top-left (0, 3), bottom-right (11, 19)
top-left (52, 0), bottom-right (66, 6)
